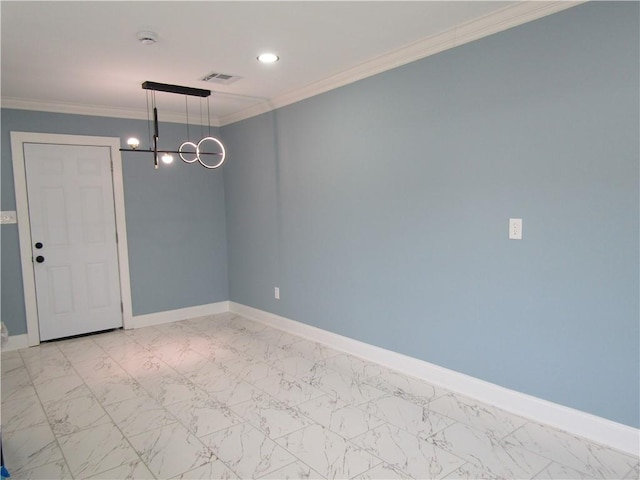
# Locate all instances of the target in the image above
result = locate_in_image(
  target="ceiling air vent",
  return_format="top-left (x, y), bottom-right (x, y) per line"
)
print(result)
top-left (200, 72), bottom-right (242, 85)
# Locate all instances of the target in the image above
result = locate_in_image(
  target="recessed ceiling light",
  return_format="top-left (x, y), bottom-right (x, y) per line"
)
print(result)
top-left (257, 53), bottom-right (279, 64)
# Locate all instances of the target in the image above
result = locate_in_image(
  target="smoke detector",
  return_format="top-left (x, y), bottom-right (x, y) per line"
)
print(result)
top-left (137, 31), bottom-right (158, 45)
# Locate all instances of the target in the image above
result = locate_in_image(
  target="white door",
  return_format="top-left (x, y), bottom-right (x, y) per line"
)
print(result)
top-left (23, 143), bottom-right (123, 341)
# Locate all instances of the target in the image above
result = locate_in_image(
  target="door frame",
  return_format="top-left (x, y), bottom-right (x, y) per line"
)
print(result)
top-left (11, 132), bottom-right (133, 346)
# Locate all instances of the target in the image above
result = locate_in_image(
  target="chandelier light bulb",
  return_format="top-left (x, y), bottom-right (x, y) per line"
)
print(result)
top-left (127, 137), bottom-right (140, 149)
top-left (161, 153), bottom-right (174, 164)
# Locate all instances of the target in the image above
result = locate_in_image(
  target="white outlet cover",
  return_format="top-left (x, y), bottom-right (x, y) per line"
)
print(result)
top-left (509, 218), bottom-right (523, 240)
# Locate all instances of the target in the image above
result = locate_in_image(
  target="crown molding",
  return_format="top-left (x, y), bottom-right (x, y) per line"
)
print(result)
top-left (2, 2), bottom-right (583, 128)
top-left (1, 97), bottom-right (222, 127)
top-left (219, 1), bottom-right (584, 126)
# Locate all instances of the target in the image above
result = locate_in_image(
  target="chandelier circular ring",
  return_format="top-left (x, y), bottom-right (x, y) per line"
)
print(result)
top-left (178, 141), bottom-right (199, 164)
top-left (196, 137), bottom-right (226, 169)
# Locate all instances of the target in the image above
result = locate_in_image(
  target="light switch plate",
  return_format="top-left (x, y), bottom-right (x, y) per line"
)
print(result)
top-left (509, 218), bottom-right (522, 240)
top-left (0, 211), bottom-right (17, 224)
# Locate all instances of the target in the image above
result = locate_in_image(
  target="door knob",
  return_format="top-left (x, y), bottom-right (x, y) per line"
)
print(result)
top-left (35, 255), bottom-right (45, 263)
top-left (35, 242), bottom-right (43, 249)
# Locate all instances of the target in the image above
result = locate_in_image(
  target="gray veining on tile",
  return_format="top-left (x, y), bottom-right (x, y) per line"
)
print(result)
top-left (351, 423), bottom-right (466, 479)
top-left (258, 460), bottom-right (327, 479)
top-left (129, 421), bottom-right (215, 479)
top-left (428, 421), bottom-right (551, 479)
top-left (503, 422), bottom-right (638, 479)
top-left (58, 422), bottom-right (140, 478)
top-left (2, 312), bottom-right (637, 480)
top-left (201, 422), bottom-right (297, 479)
top-left (104, 394), bottom-right (177, 437)
top-left (277, 424), bottom-right (381, 479)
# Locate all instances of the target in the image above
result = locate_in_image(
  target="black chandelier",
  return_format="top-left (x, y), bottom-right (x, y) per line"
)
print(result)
top-left (119, 81), bottom-right (226, 170)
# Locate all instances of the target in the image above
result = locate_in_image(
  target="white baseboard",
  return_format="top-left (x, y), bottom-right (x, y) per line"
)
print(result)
top-left (2, 334), bottom-right (29, 352)
top-left (229, 302), bottom-right (639, 456)
top-left (132, 301), bottom-right (230, 329)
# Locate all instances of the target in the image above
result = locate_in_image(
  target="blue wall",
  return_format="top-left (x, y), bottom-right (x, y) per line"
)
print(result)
top-left (1, 110), bottom-right (229, 334)
top-left (222, 2), bottom-right (639, 427)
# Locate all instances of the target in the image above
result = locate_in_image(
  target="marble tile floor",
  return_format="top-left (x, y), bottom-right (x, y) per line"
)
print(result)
top-left (1, 312), bottom-right (638, 479)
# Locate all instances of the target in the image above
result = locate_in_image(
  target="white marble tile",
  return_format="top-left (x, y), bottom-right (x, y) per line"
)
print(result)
top-left (428, 422), bottom-right (550, 479)
top-left (441, 462), bottom-right (503, 479)
top-left (1, 352), bottom-right (25, 375)
top-left (19, 343), bottom-right (64, 363)
top-left (624, 463), bottom-right (640, 480)
top-left (201, 423), bottom-right (297, 479)
top-left (72, 353), bottom-right (128, 380)
top-left (220, 354), bottom-right (263, 375)
top-left (2, 424), bottom-right (64, 475)
top-left (11, 458), bottom-right (73, 480)
top-left (187, 336), bottom-right (240, 360)
top-left (86, 458), bottom-right (156, 479)
top-left (58, 421), bottom-right (141, 478)
top-left (277, 424), bottom-right (381, 479)
top-left (172, 460), bottom-right (240, 479)
top-left (282, 339), bottom-right (340, 362)
top-left (228, 316), bottom-right (268, 334)
top-left (115, 349), bottom-right (170, 379)
top-left (129, 421), bottom-right (215, 479)
top-left (43, 393), bottom-right (110, 436)
top-left (139, 371), bottom-right (204, 406)
top-left (503, 422), bottom-right (639, 479)
top-left (124, 325), bottom-right (170, 347)
top-left (297, 395), bottom-right (384, 440)
top-left (148, 342), bottom-right (204, 367)
top-left (1, 393), bottom-right (48, 432)
top-left (351, 462), bottom-right (413, 479)
top-left (2, 378), bottom-right (36, 404)
top-left (253, 372), bottom-right (326, 407)
top-left (366, 368), bottom-right (446, 406)
top-left (177, 354), bottom-right (229, 384)
top-left (270, 354), bottom-right (329, 383)
top-left (231, 359), bottom-right (281, 383)
top-left (310, 370), bottom-right (387, 406)
top-left (167, 395), bottom-right (243, 438)
top-left (244, 341), bottom-right (292, 364)
top-left (362, 394), bottom-right (454, 438)
top-left (351, 423), bottom-right (465, 480)
top-left (252, 328), bottom-right (307, 349)
top-left (34, 372), bottom-right (92, 404)
top-left (320, 353), bottom-right (385, 381)
top-left (202, 372), bottom-right (270, 406)
top-left (57, 337), bottom-right (105, 364)
top-left (85, 372), bottom-right (147, 405)
top-left (231, 392), bottom-right (314, 439)
top-left (23, 355), bottom-right (75, 384)
top-left (1, 367), bottom-right (35, 403)
top-left (427, 393), bottom-right (528, 439)
top-left (531, 461), bottom-right (591, 479)
top-left (92, 329), bottom-right (136, 350)
top-left (258, 461), bottom-right (326, 479)
top-left (104, 394), bottom-right (177, 437)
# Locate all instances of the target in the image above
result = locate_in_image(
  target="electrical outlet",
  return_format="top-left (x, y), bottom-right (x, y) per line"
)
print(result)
top-left (509, 218), bottom-right (523, 240)
top-left (274, 287), bottom-right (280, 300)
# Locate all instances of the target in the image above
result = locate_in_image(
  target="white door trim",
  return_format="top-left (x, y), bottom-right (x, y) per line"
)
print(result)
top-left (10, 132), bottom-right (133, 346)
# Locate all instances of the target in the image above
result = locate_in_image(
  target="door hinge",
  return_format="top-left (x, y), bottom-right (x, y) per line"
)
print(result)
top-left (121, 302), bottom-right (124, 313)
top-left (110, 160), bottom-right (114, 172)
top-left (115, 231), bottom-right (118, 243)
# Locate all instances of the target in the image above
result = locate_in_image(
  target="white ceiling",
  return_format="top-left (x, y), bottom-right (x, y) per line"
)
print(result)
top-left (1, 1), bottom-right (579, 126)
